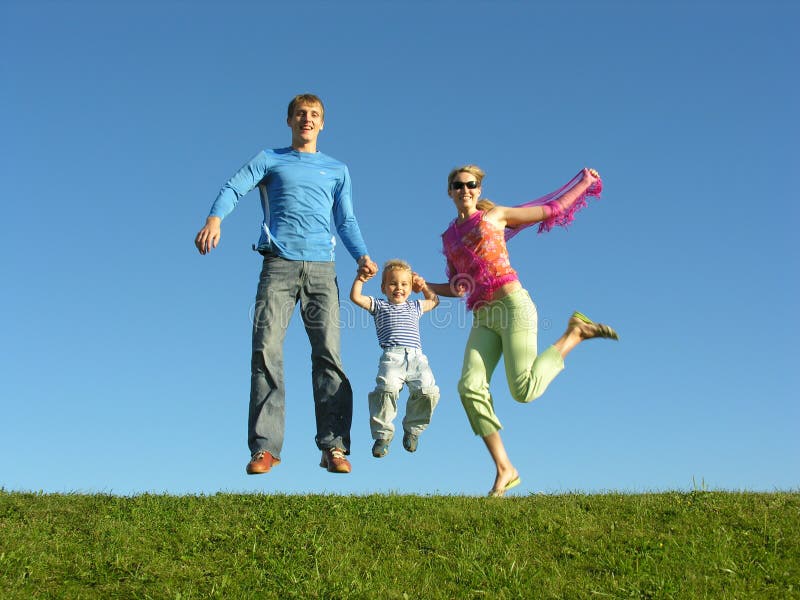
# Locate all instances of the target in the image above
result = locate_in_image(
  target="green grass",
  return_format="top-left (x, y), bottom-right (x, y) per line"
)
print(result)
top-left (1, 490), bottom-right (798, 599)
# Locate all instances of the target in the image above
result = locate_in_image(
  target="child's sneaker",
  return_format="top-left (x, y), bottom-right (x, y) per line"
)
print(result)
top-left (372, 439), bottom-right (390, 458)
top-left (402, 433), bottom-right (418, 453)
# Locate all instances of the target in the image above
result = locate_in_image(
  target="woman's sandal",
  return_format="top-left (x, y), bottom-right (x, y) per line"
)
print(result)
top-left (570, 311), bottom-right (619, 341)
top-left (488, 475), bottom-right (521, 498)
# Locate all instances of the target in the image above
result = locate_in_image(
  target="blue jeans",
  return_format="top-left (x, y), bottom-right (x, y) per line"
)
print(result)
top-left (367, 347), bottom-right (440, 440)
top-left (249, 253), bottom-right (352, 459)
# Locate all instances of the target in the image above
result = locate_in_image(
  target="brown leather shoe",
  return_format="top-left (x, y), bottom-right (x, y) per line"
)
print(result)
top-left (246, 450), bottom-right (280, 475)
top-left (319, 448), bottom-right (351, 474)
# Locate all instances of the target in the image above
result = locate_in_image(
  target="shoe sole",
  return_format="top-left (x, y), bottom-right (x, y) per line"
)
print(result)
top-left (571, 310), bottom-right (593, 325)
top-left (402, 440), bottom-right (418, 453)
top-left (322, 464), bottom-right (351, 473)
top-left (488, 475), bottom-right (521, 497)
top-left (571, 310), bottom-right (619, 341)
top-left (246, 459), bottom-right (280, 475)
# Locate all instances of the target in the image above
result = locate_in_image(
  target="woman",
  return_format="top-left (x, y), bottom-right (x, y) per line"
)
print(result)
top-left (420, 165), bottom-right (618, 496)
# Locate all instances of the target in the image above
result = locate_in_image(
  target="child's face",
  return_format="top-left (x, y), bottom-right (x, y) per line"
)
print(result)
top-left (381, 269), bottom-right (412, 305)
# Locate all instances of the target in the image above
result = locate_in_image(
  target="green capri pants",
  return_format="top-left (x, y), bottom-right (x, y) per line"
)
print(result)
top-left (458, 288), bottom-right (564, 436)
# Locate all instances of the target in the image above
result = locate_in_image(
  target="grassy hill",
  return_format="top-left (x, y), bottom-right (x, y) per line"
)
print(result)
top-left (1, 490), bottom-right (798, 598)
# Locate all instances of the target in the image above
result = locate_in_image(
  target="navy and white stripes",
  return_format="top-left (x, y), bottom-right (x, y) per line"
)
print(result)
top-left (369, 297), bottom-right (423, 349)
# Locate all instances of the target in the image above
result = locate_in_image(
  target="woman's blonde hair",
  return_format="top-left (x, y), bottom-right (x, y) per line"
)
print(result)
top-left (447, 164), bottom-right (495, 212)
top-left (447, 164), bottom-right (484, 190)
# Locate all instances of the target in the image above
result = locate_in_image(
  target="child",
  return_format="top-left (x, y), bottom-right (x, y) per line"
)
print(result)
top-left (350, 259), bottom-right (441, 458)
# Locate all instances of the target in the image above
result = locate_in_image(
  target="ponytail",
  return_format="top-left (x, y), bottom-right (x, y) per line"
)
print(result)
top-left (476, 199), bottom-right (496, 212)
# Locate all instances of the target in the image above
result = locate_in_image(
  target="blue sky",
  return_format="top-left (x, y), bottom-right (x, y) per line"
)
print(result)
top-left (2, 0), bottom-right (797, 496)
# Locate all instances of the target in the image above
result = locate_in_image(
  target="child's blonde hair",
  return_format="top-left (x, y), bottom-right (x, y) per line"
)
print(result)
top-left (381, 258), bottom-right (413, 285)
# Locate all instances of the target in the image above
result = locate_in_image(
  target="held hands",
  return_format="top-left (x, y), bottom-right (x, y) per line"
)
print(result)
top-left (357, 255), bottom-right (378, 282)
top-left (411, 272), bottom-right (426, 293)
top-left (195, 216), bottom-right (221, 255)
top-left (413, 272), bottom-right (441, 310)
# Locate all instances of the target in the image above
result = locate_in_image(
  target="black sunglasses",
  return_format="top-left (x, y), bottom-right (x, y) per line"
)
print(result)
top-left (450, 180), bottom-right (479, 190)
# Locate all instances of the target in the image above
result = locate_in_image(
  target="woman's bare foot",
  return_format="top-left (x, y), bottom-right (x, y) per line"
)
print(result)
top-left (489, 467), bottom-right (521, 497)
top-left (569, 311), bottom-right (619, 340)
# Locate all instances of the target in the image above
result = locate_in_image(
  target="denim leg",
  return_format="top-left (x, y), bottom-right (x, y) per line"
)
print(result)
top-left (368, 391), bottom-right (400, 440)
top-left (368, 349), bottom-right (405, 440)
top-left (249, 255), bottom-right (301, 459)
top-left (403, 351), bottom-right (440, 436)
top-left (299, 261), bottom-right (353, 453)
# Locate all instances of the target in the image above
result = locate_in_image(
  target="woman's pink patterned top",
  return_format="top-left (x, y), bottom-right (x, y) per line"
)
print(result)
top-left (441, 211), bottom-right (519, 311)
top-left (441, 170), bottom-right (603, 310)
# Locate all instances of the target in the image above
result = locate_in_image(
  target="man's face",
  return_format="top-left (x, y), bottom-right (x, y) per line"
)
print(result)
top-left (381, 270), bottom-right (412, 305)
top-left (288, 102), bottom-right (324, 146)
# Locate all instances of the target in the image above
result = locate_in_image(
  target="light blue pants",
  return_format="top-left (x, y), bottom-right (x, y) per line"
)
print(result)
top-left (458, 289), bottom-right (565, 437)
top-left (249, 253), bottom-right (352, 459)
top-left (368, 347), bottom-right (440, 441)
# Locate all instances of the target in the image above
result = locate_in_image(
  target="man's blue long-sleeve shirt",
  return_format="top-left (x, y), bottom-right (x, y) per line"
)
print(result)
top-left (209, 147), bottom-right (369, 262)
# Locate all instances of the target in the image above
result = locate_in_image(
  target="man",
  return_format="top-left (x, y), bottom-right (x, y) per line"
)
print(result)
top-left (195, 94), bottom-right (377, 475)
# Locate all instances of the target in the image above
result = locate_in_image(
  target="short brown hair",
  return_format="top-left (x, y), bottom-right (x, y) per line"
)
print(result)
top-left (287, 94), bottom-right (325, 119)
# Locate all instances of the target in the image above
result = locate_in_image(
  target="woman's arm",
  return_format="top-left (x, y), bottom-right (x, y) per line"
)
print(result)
top-left (414, 277), bottom-right (465, 298)
top-left (486, 168), bottom-right (599, 229)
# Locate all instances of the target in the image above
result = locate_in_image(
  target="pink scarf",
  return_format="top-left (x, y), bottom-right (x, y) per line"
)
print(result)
top-left (505, 170), bottom-right (603, 240)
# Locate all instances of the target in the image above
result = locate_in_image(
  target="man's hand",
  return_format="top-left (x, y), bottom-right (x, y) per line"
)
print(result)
top-left (195, 216), bottom-right (221, 255)
top-left (357, 255), bottom-right (378, 281)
